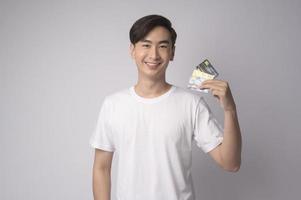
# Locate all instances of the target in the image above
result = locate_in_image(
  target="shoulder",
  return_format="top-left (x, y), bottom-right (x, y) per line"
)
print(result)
top-left (172, 85), bottom-right (213, 114)
top-left (172, 85), bottom-right (204, 106)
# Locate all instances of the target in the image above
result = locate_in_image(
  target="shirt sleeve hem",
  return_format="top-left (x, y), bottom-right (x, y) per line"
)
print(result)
top-left (202, 137), bottom-right (223, 153)
top-left (89, 141), bottom-right (115, 152)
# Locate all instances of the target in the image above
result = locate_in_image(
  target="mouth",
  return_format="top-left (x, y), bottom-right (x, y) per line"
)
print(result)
top-left (144, 62), bottom-right (162, 69)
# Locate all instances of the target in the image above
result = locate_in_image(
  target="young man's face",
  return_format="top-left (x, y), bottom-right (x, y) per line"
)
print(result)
top-left (130, 26), bottom-right (175, 80)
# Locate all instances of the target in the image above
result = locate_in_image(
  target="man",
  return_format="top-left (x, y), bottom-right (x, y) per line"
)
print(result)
top-left (90, 14), bottom-right (241, 200)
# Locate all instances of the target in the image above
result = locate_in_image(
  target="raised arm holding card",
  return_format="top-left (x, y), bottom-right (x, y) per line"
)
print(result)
top-left (200, 80), bottom-right (242, 171)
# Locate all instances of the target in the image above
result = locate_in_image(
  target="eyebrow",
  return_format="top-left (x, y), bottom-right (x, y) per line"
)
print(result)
top-left (141, 39), bottom-right (170, 45)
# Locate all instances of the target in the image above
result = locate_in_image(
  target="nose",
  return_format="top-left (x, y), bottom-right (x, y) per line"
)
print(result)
top-left (149, 46), bottom-right (160, 60)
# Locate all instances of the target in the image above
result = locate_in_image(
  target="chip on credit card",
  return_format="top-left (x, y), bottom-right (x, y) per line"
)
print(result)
top-left (187, 59), bottom-right (219, 93)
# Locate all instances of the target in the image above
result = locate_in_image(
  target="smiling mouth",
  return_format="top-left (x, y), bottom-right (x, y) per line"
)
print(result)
top-left (145, 62), bottom-right (162, 68)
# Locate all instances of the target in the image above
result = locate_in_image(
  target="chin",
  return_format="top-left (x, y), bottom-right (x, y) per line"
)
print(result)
top-left (140, 69), bottom-right (166, 80)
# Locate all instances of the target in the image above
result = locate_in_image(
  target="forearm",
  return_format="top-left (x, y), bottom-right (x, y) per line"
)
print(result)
top-left (220, 107), bottom-right (242, 171)
top-left (92, 167), bottom-right (111, 200)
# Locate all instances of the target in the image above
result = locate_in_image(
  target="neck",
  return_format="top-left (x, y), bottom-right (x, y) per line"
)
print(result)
top-left (134, 78), bottom-right (172, 98)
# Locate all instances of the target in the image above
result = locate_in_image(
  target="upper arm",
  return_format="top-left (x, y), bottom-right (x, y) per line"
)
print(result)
top-left (93, 148), bottom-right (114, 170)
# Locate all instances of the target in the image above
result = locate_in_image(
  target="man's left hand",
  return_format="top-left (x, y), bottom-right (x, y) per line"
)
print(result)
top-left (200, 79), bottom-right (236, 112)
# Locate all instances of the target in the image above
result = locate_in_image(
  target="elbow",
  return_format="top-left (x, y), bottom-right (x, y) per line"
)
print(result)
top-left (228, 165), bottom-right (240, 172)
top-left (222, 162), bottom-right (241, 172)
top-left (222, 155), bottom-right (241, 172)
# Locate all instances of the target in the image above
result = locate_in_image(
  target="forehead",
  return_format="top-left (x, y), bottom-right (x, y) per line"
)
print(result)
top-left (142, 26), bottom-right (172, 43)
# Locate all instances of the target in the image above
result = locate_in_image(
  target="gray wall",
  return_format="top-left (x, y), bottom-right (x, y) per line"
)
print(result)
top-left (1, 0), bottom-right (300, 199)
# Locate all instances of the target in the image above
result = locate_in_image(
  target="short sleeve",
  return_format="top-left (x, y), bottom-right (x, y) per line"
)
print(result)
top-left (89, 97), bottom-right (115, 152)
top-left (193, 97), bottom-right (224, 153)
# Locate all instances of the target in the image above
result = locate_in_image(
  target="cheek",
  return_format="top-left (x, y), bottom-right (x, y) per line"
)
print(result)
top-left (136, 51), bottom-right (147, 60)
top-left (161, 51), bottom-right (172, 59)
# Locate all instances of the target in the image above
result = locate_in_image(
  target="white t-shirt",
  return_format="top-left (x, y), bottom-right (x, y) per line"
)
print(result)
top-left (89, 85), bottom-right (223, 200)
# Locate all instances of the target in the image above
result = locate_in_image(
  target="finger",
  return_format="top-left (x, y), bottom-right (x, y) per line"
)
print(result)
top-left (201, 83), bottom-right (226, 90)
top-left (200, 84), bottom-right (225, 91)
top-left (210, 89), bottom-right (224, 96)
top-left (211, 90), bottom-right (223, 100)
top-left (211, 88), bottom-right (228, 99)
top-left (210, 90), bottom-right (224, 100)
top-left (202, 80), bottom-right (229, 87)
top-left (201, 83), bottom-right (229, 92)
top-left (202, 79), bottom-right (226, 84)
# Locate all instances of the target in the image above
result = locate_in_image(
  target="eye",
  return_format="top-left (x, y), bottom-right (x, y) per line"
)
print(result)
top-left (142, 44), bottom-right (150, 48)
top-left (159, 45), bottom-right (168, 48)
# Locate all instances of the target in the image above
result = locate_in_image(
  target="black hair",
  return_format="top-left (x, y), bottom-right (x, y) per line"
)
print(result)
top-left (129, 14), bottom-right (177, 47)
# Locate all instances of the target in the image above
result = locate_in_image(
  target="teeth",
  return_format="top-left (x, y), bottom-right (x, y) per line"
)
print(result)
top-left (146, 62), bottom-right (160, 66)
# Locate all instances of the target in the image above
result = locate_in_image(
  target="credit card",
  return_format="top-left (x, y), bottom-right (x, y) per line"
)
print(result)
top-left (187, 59), bottom-right (219, 93)
top-left (196, 59), bottom-right (219, 77)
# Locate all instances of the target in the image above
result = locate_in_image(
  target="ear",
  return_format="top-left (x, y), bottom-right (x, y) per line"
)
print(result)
top-left (170, 45), bottom-right (176, 61)
top-left (129, 43), bottom-right (135, 59)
